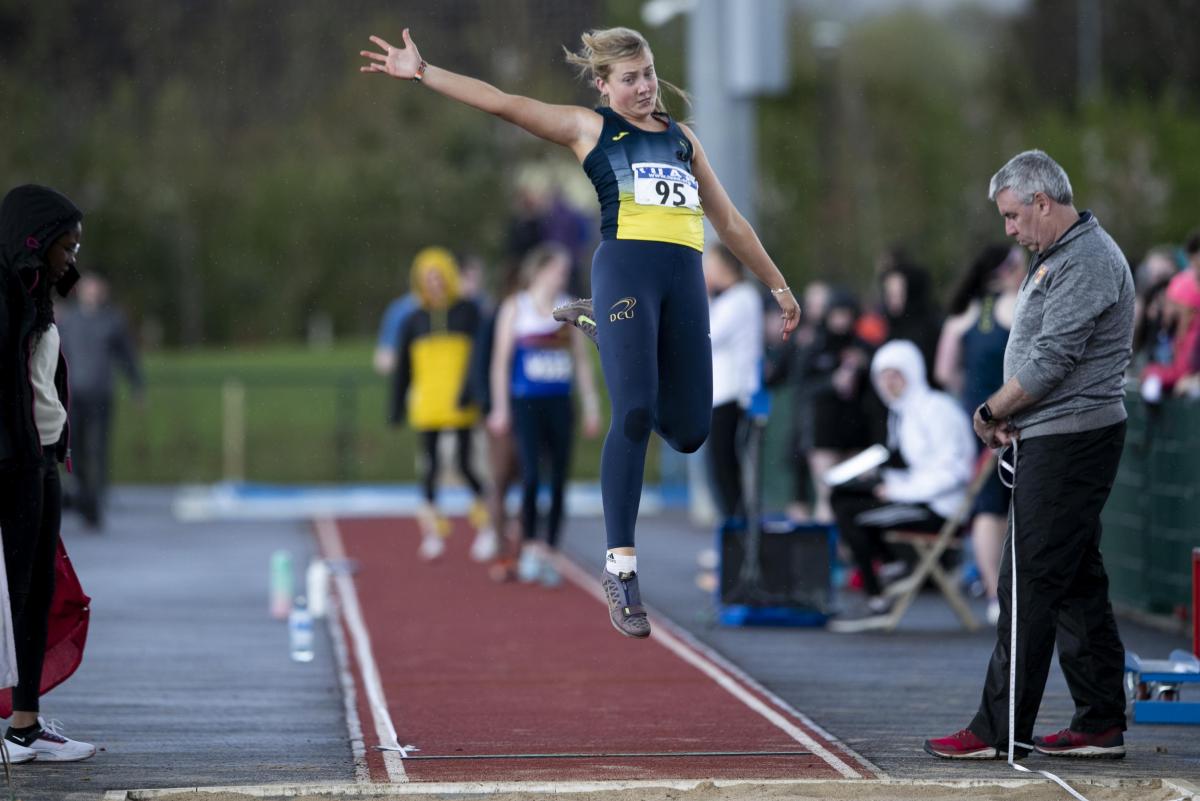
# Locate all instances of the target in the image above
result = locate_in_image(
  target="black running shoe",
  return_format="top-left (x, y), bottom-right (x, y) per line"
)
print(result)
top-left (601, 569), bottom-right (651, 638)
top-left (552, 298), bottom-right (598, 347)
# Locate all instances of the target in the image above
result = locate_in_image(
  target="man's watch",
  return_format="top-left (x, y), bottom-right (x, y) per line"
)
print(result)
top-left (977, 402), bottom-right (995, 424)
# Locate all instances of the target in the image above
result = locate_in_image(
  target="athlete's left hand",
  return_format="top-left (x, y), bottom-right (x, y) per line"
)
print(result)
top-left (360, 28), bottom-right (422, 80)
top-left (774, 290), bottom-right (801, 341)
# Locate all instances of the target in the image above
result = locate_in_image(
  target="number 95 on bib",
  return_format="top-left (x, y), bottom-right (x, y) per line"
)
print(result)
top-left (632, 163), bottom-right (700, 210)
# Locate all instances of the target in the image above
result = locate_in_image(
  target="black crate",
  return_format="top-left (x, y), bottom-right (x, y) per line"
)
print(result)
top-left (718, 518), bottom-right (835, 626)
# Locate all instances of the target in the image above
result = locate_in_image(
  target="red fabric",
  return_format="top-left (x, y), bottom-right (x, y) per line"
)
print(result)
top-left (1141, 316), bottom-right (1200, 391)
top-left (0, 541), bottom-right (90, 717)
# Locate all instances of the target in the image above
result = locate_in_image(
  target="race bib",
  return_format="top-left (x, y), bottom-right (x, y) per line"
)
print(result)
top-left (631, 162), bottom-right (700, 210)
top-left (521, 349), bottom-right (573, 383)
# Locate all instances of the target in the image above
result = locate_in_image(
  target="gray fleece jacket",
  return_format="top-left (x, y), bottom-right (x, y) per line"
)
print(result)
top-left (1004, 211), bottom-right (1135, 439)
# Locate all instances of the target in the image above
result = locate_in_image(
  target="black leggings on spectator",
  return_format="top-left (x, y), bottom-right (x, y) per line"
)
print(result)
top-left (831, 484), bottom-right (943, 597)
top-left (708, 401), bottom-right (746, 520)
top-left (512, 395), bottom-right (573, 549)
top-left (420, 429), bottom-right (483, 503)
top-left (0, 448), bottom-right (62, 713)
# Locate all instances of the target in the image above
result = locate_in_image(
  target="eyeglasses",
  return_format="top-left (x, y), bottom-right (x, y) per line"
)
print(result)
top-left (58, 241), bottom-right (81, 257)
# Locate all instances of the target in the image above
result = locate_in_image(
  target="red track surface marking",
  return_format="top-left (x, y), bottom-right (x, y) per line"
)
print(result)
top-left (322, 516), bottom-right (867, 783)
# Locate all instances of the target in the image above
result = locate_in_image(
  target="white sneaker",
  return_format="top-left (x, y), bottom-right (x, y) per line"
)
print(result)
top-left (470, 528), bottom-right (499, 563)
top-left (517, 546), bottom-right (541, 583)
top-left (16, 719), bottom-right (95, 762)
top-left (0, 738), bottom-right (37, 764)
top-left (417, 534), bottom-right (445, 561)
top-left (539, 555), bottom-right (562, 588)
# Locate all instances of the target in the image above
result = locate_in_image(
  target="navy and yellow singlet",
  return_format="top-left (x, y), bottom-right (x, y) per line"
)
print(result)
top-left (583, 107), bottom-right (705, 253)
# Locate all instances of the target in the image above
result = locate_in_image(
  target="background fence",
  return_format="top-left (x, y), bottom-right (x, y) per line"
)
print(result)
top-left (1103, 394), bottom-right (1200, 621)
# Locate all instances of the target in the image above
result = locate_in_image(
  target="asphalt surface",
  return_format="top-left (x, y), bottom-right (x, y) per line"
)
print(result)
top-left (11, 489), bottom-right (350, 801)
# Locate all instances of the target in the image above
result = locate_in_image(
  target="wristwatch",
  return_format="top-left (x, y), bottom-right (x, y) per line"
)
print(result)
top-left (977, 402), bottom-right (995, 424)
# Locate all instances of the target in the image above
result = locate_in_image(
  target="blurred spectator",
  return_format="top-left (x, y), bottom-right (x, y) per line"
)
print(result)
top-left (1134, 245), bottom-right (1179, 299)
top-left (389, 247), bottom-right (491, 561)
top-left (57, 272), bottom-right (144, 528)
top-left (934, 244), bottom-right (1024, 623)
top-left (881, 261), bottom-right (944, 387)
top-left (1131, 246), bottom-right (1179, 373)
top-left (372, 274), bottom-right (417, 376)
top-left (702, 244), bottom-right (764, 521)
top-left (764, 280), bottom-right (830, 521)
top-left (1140, 231), bottom-right (1200, 400)
top-left (793, 290), bottom-right (874, 522)
top-left (506, 179), bottom-right (594, 298)
top-left (473, 258), bottom-right (525, 581)
top-left (1168, 231), bottom-right (1200, 398)
top-left (828, 340), bottom-right (975, 631)
top-left (488, 243), bottom-right (600, 586)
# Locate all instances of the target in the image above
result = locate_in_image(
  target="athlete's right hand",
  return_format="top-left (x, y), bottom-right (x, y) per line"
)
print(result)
top-left (360, 29), bottom-right (422, 80)
top-left (774, 289), bottom-right (801, 341)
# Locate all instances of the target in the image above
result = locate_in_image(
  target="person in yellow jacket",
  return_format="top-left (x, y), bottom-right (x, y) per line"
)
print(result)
top-left (389, 247), bottom-right (494, 561)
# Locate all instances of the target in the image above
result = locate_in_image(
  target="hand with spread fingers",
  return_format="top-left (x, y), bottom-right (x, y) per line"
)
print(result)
top-left (360, 28), bottom-right (422, 80)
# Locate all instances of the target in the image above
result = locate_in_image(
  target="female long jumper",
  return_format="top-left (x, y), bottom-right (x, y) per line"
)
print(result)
top-left (361, 26), bottom-right (799, 638)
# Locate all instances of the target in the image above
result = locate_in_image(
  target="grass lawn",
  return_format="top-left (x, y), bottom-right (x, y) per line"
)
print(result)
top-left (108, 340), bottom-right (650, 484)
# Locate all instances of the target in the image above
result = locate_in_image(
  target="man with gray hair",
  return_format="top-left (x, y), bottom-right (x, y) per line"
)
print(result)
top-left (925, 150), bottom-right (1135, 760)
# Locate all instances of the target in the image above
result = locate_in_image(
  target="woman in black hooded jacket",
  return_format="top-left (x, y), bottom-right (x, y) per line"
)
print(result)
top-left (0, 184), bottom-right (95, 762)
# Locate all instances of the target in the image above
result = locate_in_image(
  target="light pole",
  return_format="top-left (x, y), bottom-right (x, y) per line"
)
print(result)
top-left (643, 0), bottom-right (791, 523)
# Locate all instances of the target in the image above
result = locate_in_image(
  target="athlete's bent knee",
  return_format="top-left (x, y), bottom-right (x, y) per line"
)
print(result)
top-left (622, 407), bottom-right (653, 443)
top-left (665, 427), bottom-right (709, 454)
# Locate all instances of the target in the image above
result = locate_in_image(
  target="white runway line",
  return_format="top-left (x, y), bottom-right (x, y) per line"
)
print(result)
top-left (324, 568), bottom-right (371, 783)
top-left (651, 609), bottom-right (886, 779)
top-left (556, 556), bottom-right (864, 779)
top-left (315, 517), bottom-right (408, 783)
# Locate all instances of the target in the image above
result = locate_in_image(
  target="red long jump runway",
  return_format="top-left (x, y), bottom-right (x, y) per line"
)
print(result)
top-left (316, 515), bottom-right (874, 785)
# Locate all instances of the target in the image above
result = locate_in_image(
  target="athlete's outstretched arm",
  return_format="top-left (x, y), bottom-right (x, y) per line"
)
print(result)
top-left (361, 29), bottom-right (600, 159)
top-left (681, 124), bottom-right (800, 339)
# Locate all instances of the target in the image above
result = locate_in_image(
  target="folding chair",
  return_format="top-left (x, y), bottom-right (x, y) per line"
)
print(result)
top-left (873, 450), bottom-right (999, 633)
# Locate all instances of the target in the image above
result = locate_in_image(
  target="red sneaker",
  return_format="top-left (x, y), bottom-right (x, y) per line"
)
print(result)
top-left (923, 728), bottom-right (997, 759)
top-left (1033, 727), bottom-right (1125, 758)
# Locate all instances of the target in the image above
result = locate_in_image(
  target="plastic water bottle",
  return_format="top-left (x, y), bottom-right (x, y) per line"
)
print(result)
top-left (288, 596), bottom-right (315, 662)
top-left (305, 558), bottom-right (330, 619)
top-left (269, 550), bottom-right (293, 620)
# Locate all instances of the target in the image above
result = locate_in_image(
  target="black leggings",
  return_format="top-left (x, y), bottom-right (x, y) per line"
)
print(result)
top-left (419, 429), bottom-right (483, 503)
top-left (708, 401), bottom-right (746, 520)
top-left (512, 395), bottom-right (574, 549)
top-left (592, 239), bottom-right (712, 550)
top-left (0, 448), bottom-right (62, 713)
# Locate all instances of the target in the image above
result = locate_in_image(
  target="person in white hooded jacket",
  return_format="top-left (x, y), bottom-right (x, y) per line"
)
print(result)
top-left (830, 339), bottom-right (976, 622)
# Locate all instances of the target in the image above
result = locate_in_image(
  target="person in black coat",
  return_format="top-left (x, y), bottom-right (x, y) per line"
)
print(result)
top-left (0, 184), bottom-right (95, 762)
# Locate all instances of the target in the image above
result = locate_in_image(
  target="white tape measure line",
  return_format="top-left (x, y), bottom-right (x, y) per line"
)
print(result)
top-left (1000, 441), bottom-right (1091, 801)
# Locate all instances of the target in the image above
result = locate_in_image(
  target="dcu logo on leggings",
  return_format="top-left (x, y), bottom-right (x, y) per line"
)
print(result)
top-left (609, 297), bottom-right (637, 322)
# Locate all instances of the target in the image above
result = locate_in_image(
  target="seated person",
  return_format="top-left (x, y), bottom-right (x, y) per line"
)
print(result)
top-left (829, 340), bottom-right (976, 623)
